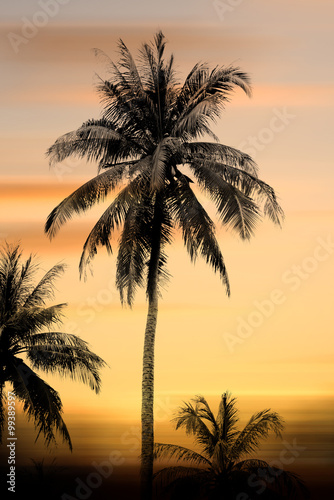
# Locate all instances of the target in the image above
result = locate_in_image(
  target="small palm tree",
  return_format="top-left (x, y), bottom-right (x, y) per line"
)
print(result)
top-left (20, 458), bottom-right (67, 500)
top-left (0, 243), bottom-right (106, 450)
top-left (44, 32), bottom-right (284, 498)
top-left (154, 393), bottom-right (309, 500)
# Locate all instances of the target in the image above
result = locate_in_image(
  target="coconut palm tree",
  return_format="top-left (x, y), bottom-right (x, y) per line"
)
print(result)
top-left (154, 393), bottom-right (309, 500)
top-left (44, 32), bottom-right (284, 498)
top-left (0, 243), bottom-right (106, 450)
top-left (20, 458), bottom-right (67, 500)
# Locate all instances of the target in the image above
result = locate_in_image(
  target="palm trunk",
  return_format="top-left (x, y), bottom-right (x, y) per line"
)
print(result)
top-left (140, 195), bottom-right (162, 500)
top-left (140, 290), bottom-right (158, 500)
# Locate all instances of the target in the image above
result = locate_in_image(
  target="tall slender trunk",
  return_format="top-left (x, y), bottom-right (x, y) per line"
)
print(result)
top-left (140, 195), bottom-right (162, 500)
top-left (140, 291), bottom-right (158, 500)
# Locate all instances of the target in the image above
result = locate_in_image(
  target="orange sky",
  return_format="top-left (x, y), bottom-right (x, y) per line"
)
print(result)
top-left (0, 1), bottom-right (334, 481)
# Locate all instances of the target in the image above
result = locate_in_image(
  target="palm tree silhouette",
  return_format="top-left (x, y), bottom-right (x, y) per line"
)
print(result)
top-left (44, 32), bottom-right (284, 498)
top-left (0, 243), bottom-right (106, 450)
top-left (20, 458), bottom-right (67, 500)
top-left (154, 393), bottom-right (309, 500)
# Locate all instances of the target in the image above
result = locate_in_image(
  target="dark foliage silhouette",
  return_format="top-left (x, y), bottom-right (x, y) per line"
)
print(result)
top-left (20, 458), bottom-right (67, 500)
top-left (0, 243), bottom-right (106, 450)
top-left (154, 392), bottom-right (309, 500)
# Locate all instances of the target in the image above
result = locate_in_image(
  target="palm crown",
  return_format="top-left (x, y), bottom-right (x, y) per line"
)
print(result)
top-left (154, 393), bottom-right (309, 500)
top-left (0, 244), bottom-right (106, 450)
top-left (45, 31), bottom-right (283, 304)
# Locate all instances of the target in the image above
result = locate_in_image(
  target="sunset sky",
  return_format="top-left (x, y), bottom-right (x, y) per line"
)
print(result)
top-left (0, 0), bottom-right (333, 489)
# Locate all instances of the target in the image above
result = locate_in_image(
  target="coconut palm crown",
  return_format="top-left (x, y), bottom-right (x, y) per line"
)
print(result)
top-left (154, 393), bottom-right (309, 500)
top-left (0, 243), bottom-right (106, 450)
top-left (44, 31), bottom-right (284, 499)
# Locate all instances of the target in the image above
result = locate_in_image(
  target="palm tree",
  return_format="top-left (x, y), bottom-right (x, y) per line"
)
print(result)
top-left (20, 458), bottom-right (67, 500)
top-left (154, 393), bottom-right (309, 500)
top-left (0, 243), bottom-right (106, 450)
top-left (44, 32), bottom-right (284, 498)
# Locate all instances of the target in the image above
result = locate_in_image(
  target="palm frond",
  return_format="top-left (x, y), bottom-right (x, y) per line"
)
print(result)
top-left (182, 142), bottom-right (258, 175)
top-left (10, 359), bottom-right (72, 450)
top-left (46, 117), bottom-right (144, 168)
top-left (193, 396), bottom-right (218, 429)
top-left (166, 178), bottom-right (230, 294)
top-left (264, 467), bottom-right (310, 499)
top-left (5, 304), bottom-right (66, 342)
top-left (190, 162), bottom-right (261, 239)
top-left (139, 33), bottom-right (162, 93)
top-left (45, 164), bottom-right (127, 239)
top-left (138, 31), bottom-right (177, 139)
top-left (230, 410), bottom-right (284, 461)
top-left (217, 391), bottom-right (239, 443)
top-left (78, 159), bottom-right (152, 276)
top-left (26, 338), bottom-right (106, 394)
top-left (263, 188), bottom-right (285, 226)
top-left (150, 137), bottom-right (179, 190)
top-left (153, 465), bottom-right (209, 482)
top-left (16, 254), bottom-right (38, 302)
top-left (23, 264), bottom-right (66, 308)
top-left (215, 161), bottom-right (284, 226)
top-left (222, 65), bottom-right (252, 97)
top-left (146, 194), bottom-right (174, 301)
top-left (0, 242), bottom-right (22, 279)
top-left (172, 65), bottom-right (252, 138)
top-left (154, 443), bottom-right (211, 466)
top-left (96, 78), bottom-right (155, 149)
top-left (75, 122), bottom-right (142, 170)
top-left (20, 331), bottom-right (106, 393)
top-left (172, 399), bottom-right (217, 457)
top-left (116, 38), bottom-right (158, 124)
top-left (155, 250), bottom-right (172, 294)
top-left (78, 186), bottom-right (134, 276)
top-left (116, 195), bottom-right (153, 306)
top-left (151, 140), bottom-right (170, 191)
top-left (92, 47), bottom-right (113, 67)
top-left (237, 461), bottom-right (310, 499)
top-left (18, 330), bottom-right (88, 349)
top-left (233, 458), bottom-right (270, 471)
top-left (190, 158), bottom-right (284, 227)
top-left (0, 244), bottom-right (38, 317)
top-left (153, 465), bottom-right (212, 499)
top-left (211, 439), bottom-right (232, 471)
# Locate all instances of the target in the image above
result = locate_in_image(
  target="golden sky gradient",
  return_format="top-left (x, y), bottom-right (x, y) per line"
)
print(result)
top-left (0, 0), bottom-right (333, 485)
